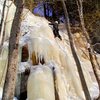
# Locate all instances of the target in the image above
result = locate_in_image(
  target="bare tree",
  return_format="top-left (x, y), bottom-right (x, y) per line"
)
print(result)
top-left (43, 1), bottom-right (47, 18)
top-left (61, 0), bottom-right (91, 100)
top-left (2, 0), bottom-right (23, 100)
top-left (0, 1), bottom-right (13, 54)
top-left (76, 0), bottom-right (100, 99)
top-left (0, 0), bottom-right (7, 54)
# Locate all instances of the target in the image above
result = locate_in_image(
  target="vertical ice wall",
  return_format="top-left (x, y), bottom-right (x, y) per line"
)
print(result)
top-left (20, 9), bottom-right (99, 100)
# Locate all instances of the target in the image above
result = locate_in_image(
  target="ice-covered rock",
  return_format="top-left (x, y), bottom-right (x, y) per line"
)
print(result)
top-left (19, 9), bottom-right (99, 100)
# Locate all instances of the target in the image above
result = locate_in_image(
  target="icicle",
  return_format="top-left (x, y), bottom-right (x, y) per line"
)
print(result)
top-left (0, 43), bottom-right (8, 88)
top-left (27, 65), bottom-right (55, 100)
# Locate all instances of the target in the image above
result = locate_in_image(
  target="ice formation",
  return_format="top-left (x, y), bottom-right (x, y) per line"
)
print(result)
top-left (0, 0), bottom-right (16, 43)
top-left (28, 65), bottom-right (55, 100)
top-left (0, 2), bottom-right (99, 99)
top-left (0, 0), bottom-right (16, 86)
top-left (0, 42), bottom-right (8, 87)
top-left (19, 9), bottom-right (99, 100)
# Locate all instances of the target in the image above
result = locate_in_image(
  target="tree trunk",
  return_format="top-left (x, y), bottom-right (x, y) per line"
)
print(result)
top-left (61, 0), bottom-right (91, 100)
top-left (2, 0), bottom-right (23, 100)
top-left (76, 0), bottom-right (100, 99)
top-left (43, 2), bottom-right (47, 18)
